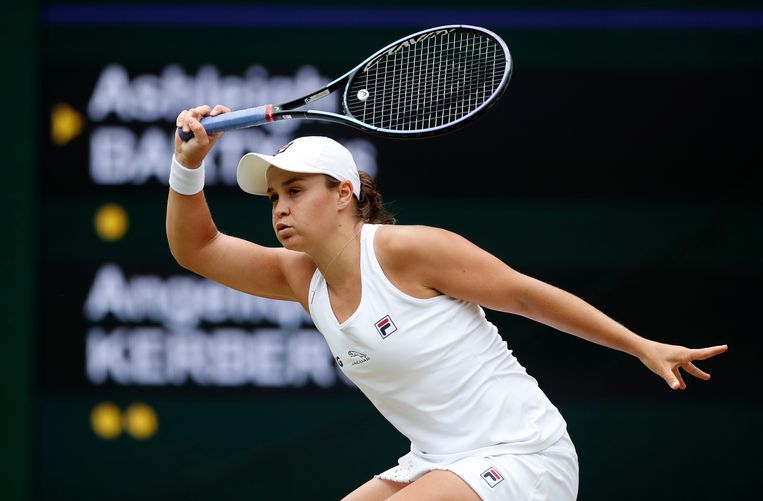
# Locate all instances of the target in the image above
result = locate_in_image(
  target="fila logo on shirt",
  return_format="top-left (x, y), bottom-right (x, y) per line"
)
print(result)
top-left (374, 315), bottom-right (397, 339)
top-left (481, 466), bottom-right (504, 488)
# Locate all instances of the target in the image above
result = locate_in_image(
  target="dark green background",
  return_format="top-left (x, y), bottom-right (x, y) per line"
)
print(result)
top-left (4, 1), bottom-right (762, 500)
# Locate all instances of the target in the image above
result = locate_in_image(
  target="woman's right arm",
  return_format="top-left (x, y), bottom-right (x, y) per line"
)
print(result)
top-left (166, 105), bottom-right (314, 304)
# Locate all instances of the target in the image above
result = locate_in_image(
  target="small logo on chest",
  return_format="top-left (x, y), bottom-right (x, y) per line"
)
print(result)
top-left (348, 350), bottom-right (370, 365)
top-left (374, 315), bottom-right (398, 339)
top-left (481, 466), bottom-right (504, 488)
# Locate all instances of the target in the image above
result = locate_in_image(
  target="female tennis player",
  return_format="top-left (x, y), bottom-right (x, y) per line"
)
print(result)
top-left (167, 105), bottom-right (727, 501)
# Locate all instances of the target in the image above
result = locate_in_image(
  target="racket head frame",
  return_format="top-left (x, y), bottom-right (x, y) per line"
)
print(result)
top-left (271, 25), bottom-right (512, 138)
top-left (339, 24), bottom-right (513, 138)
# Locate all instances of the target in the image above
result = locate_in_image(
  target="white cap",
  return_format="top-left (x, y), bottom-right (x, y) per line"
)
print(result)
top-left (236, 136), bottom-right (361, 198)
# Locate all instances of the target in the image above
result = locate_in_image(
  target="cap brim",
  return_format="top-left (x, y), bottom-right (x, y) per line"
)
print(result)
top-left (236, 152), bottom-right (329, 195)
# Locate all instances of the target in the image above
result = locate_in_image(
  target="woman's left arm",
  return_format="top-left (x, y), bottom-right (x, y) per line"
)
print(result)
top-left (497, 273), bottom-right (727, 390)
top-left (390, 225), bottom-right (727, 390)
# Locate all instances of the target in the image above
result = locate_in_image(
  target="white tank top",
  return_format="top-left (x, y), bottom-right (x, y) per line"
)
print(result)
top-left (308, 224), bottom-right (567, 457)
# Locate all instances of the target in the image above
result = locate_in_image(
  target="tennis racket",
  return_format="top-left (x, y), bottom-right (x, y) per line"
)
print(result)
top-left (178, 25), bottom-right (511, 141)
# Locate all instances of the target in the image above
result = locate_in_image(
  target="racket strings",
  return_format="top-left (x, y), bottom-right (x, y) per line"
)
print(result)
top-left (347, 31), bottom-right (506, 131)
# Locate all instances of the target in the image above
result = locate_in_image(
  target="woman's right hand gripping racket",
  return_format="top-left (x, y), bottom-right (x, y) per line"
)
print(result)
top-left (178, 25), bottom-right (512, 141)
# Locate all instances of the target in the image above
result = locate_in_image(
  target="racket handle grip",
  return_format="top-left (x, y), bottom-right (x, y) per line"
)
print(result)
top-left (177, 105), bottom-right (273, 142)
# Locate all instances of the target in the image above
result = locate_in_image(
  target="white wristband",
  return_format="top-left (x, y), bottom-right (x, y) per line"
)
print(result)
top-left (169, 155), bottom-right (205, 195)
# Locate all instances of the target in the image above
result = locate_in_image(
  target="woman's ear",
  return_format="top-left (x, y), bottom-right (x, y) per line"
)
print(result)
top-left (337, 180), bottom-right (354, 209)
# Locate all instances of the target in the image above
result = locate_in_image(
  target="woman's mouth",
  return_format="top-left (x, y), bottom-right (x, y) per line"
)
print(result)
top-left (276, 223), bottom-right (290, 233)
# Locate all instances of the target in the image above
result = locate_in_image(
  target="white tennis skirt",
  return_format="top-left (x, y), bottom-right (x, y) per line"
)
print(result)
top-left (375, 431), bottom-right (579, 500)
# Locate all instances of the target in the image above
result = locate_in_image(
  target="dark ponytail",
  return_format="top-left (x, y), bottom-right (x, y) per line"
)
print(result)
top-left (355, 171), bottom-right (396, 224)
top-left (324, 171), bottom-right (396, 224)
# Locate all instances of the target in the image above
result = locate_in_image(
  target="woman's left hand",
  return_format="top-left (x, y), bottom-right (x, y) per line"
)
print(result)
top-left (638, 340), bottom-right (728, 390)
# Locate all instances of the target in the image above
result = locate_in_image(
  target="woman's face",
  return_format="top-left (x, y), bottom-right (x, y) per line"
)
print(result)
top-left (266, 167), bottom-right (338, 252)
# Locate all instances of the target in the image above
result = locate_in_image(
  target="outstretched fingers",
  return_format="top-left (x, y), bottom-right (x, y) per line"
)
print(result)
top-left (642, 341), bottom-right (727, 390)
top-left (683, 361), bottom-right (711, 381)
top-left (663, 367), bottom-right (682, 390)
top-left (690, 345), bottom-right (728, 361)
top-left (670, 345), bottom-right (727, 389)
top-left (672, 367), bottom-right (687, 390)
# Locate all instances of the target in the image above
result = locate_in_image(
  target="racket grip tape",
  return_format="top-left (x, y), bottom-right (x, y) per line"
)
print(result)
top-left (177, 105), bottom-right (274, 142)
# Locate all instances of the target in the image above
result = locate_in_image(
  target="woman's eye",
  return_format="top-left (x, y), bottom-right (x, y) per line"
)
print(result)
top-left (269, 195), bottom-right (278, 203)
top-left (289, 188), bottom-right (300, 195)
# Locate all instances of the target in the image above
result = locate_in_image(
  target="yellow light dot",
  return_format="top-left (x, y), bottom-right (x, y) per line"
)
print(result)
top-left (125, 403), bottom-right (158, 440)
top-left (94, 203), bottom-right (129, 242)
top-left (91, 402), bottom-right (122, 440)
top-left (51, 102), bottom-right (84, 146)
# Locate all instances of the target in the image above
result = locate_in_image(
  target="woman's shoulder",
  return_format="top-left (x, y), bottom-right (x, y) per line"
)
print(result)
top-left (374, 224), bottom-right (459, 261)
top-left (373, 224), bottom-right (484, 300)
top-left (375, 223), bottom-right (431, 247)
top-left (376, 223), bottom-right (458, 240)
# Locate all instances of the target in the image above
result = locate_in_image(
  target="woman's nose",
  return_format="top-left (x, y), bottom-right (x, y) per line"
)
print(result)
top-left (274, 198), bottom-right (290, 216)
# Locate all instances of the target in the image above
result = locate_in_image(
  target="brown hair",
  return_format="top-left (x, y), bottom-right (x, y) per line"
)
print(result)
top-left (325, 171), bottom-right (396, 224)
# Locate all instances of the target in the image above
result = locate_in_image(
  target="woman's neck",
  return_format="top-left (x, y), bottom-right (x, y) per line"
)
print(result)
top-left (313, 220), bottom-right (364, 285)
